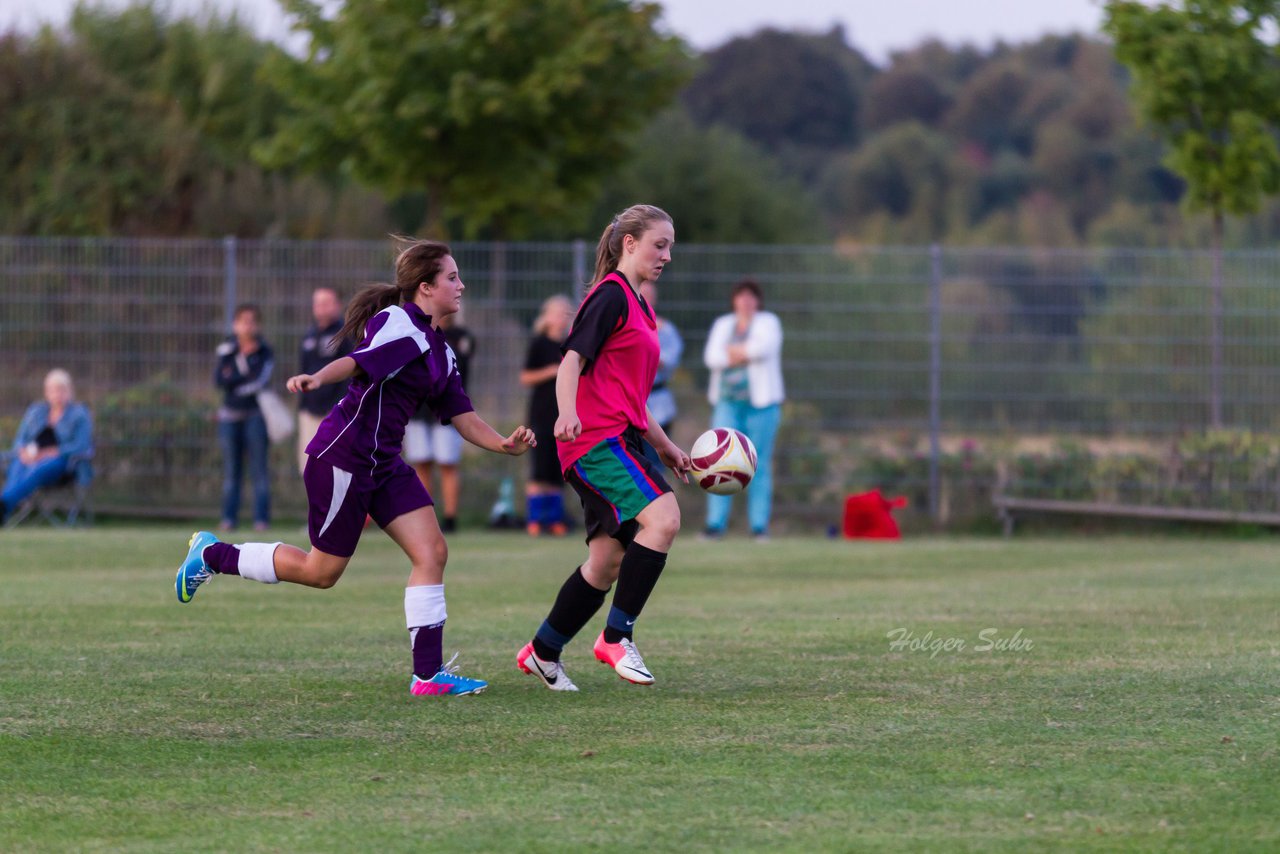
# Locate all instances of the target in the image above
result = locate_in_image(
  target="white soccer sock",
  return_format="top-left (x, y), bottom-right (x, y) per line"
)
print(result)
top-left (405, 584), bottom-right (447, 637)
top-left (237, 542), bottom-right (281, 584)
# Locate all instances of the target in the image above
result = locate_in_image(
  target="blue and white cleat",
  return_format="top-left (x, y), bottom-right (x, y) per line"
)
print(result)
top-left (176, 530), bottom-right (219, 603)
top-left (410, 653), bottom-right (488, 696)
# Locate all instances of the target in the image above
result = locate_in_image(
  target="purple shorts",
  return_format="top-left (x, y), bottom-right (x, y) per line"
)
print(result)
top-left (302, 456), bottom-right (433, 558)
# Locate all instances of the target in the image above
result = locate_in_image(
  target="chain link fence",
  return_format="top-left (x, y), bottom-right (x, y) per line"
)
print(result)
top-left (4, 237), bottom-right (1280, 531)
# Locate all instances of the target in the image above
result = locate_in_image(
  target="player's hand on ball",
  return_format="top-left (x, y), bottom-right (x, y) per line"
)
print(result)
top-left (555, 413), bottom-right (582, 442)
top-left (502, 425), bottom-right (536, 455)
top-left (287, 374), bottom-right (318, 393)
top-left (659, 441), bottom-right (692, 482)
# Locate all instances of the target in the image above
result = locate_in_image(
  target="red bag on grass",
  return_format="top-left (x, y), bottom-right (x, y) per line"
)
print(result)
top-left (843, 490), bottom-right (907, 539)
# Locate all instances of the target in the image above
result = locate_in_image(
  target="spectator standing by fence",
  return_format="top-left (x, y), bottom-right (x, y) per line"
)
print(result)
top-left (297, 287), bottom-right (353, 474)
top-left (520, 294), bottom-right (574, 536)
top-left (215, 304), bottom-right (274, 532)
top-left (404, 310), bottom-right (475, 533)
top-left (1, 369), bottom-right (93, 524)
top-left (701, 279), bottom-right (784, 542)
top-left (638, 280), bottom-right (683, 467)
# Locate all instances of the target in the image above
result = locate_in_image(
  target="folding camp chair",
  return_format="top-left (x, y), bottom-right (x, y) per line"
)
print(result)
top-left (2, 452), bottom-right (94, 528)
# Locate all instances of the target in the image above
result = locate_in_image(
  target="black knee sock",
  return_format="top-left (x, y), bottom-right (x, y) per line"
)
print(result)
top-left (532, 566), bottom-right (609, 661)
top-left (603, 542), bottom-right (668, 644)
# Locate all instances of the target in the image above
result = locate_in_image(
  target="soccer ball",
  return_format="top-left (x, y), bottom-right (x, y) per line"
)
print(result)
top-left (689, 428), bottom-right (757, 495)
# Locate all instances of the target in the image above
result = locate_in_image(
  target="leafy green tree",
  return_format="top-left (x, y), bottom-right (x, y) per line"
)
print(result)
top-left (586, 109), bottom-right (826, 243)
top-left (863, 68), bottom-right (950, 131)
top-left (822, 123), bottom-right (952, 240)
top-left (0, 4), bottom-right (390, 237)
top-left (965, 150), bottom-right (1035, 224)
top-left (1105, 0), bottom-right (1280, 426)
top-left (887, 39), bottom-right (987, 93)
top-left (0, 30), bottom-right (200, 234)
top-left (944, 60), bottom-right (1034, 154)
top-left (681, 27), bottom-right (862, 151)
top-left (68, 3), bottom-right (287, 169)
top-left (258, 0), bottom-right (685, 238)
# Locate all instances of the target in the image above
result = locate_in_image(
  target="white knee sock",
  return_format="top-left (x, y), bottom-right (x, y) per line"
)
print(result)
top-left (405, 584), bottom-right (447, 634)
top-left (238, 542), bottom-right (281, 584)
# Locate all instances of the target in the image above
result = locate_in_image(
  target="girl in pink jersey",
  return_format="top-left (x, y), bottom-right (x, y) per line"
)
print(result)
top-left (176, 240), bottom-right (536, 697)
top-left (518, 205), bottom-right (692, 691)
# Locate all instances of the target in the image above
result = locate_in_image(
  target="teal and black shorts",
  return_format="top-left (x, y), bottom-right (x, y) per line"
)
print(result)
top-left (566, 427), bottom-right (673, 545)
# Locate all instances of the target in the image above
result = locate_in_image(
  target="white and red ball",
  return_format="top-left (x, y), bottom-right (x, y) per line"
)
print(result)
top-left (689, 428), bottom-right (757, 495)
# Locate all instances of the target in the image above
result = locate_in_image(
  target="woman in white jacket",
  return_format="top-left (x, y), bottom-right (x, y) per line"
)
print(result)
top-left (702, 279), bottom-right (784, 541)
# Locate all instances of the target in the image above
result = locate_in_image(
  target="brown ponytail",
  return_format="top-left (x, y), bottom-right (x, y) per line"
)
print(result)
top-left (338, 283), bottom-right (400, 343)
top-left (590, 204), bottom-right (673, 285)
top-left (337, 238), bottom-right (452, 343)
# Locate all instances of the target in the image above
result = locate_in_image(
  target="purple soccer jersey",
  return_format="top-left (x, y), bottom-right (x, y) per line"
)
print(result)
top-left (307, 303), bottom-right (474, 477)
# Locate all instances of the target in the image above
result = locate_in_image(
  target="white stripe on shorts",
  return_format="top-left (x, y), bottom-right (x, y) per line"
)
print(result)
top-left (318, 466), bottom-right (354, 539)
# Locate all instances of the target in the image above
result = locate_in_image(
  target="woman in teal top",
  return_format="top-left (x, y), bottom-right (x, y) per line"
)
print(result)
top-left (2, 369), bottom-right (93, 523)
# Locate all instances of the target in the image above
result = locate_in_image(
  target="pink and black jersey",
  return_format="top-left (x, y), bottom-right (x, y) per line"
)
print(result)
top-left (307, 303), bottom-right (473, 477)
top-left (557, 272), bottom-right (660, 472)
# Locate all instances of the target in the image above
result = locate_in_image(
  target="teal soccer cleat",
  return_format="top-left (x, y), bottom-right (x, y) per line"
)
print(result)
top-left (176, 530), bottom-right (219, 603)
top-left (409, 654), bottom-right (488, 696)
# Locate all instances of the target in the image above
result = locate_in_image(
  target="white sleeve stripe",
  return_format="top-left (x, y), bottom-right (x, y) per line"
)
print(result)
top-left (234, 356), bottom-right (275, 396)
top-left (355, 306), bottom-right (430, 357)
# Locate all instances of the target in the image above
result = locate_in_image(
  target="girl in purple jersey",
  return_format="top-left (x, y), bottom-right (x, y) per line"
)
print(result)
top-left (175, 240), bottom-right (535, 697)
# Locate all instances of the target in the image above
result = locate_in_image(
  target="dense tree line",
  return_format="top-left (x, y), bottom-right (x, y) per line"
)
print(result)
top-left (2, 2), bottom-right (1278, 245)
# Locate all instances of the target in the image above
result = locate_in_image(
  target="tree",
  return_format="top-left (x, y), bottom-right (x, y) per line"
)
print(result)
top-left (887, 39), bottom-right (986, 93)
top-left (681, 28), bottom-right (861, 151)
top-left (0, 4), bottom-right (388, 237)
top-left (0, 30), bottom-right (201, 235)
top-left (822, 123), bottom-right (952, 240)
top-left (944, 60), bottom-right (1034, 154)
top-left (586, 109), bottom-right (826, 243)
top-left (863, 68), bottom-right (950, 131)
top-left (68, 3), bottom-right (288, 169)
top-left (258, 0), bottom-right (686, 238)
top-left (1105, 0), bottom-right (1280, 427)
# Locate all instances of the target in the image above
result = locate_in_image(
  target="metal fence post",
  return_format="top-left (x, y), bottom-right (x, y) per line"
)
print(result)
top-left (222, 235), bottom-right (237, 333)
top-left (489, 241), bottom-right (507, 307)
top-left (571, 239), bottom-right (586, 299)
top-left (928, 244), bottom-right (943, 526)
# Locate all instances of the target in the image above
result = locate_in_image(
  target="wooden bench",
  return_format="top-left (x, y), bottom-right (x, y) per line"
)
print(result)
top-left (993, 494), bottom-right (1280, 537)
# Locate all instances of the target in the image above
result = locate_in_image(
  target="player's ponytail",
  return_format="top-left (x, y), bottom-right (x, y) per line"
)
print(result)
top-left (338, 238), bottom-right (452, 343)
top-left (590, 204), bottom-right (672, 285)
top-left (338, 283), bottom-right (400, 343)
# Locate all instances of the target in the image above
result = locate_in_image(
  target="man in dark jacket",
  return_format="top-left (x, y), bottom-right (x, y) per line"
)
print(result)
top-left (296, 287), bottom-right (353, 474)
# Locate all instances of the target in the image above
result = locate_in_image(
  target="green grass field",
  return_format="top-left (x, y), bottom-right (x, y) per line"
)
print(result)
top-left (2, 526), bottom-right (1277, 851)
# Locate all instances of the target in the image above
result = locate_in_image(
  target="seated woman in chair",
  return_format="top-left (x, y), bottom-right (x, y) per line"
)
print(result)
top-left (1, 369), bottom-right (94, 523)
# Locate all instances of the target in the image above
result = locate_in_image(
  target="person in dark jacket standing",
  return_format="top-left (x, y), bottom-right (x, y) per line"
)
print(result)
top-left (297, 287), bottom-right (353, 474)
top-left (215, 303), bottom-right (274, 531)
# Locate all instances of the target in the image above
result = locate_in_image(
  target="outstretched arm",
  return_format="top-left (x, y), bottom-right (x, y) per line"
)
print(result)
top-left (451, 411), bottom-right (536, 456)
top-left (287, 356), bottom-right (358, 394)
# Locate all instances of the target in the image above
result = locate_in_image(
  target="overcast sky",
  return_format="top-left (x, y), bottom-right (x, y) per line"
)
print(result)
top-left (0, 0), bottom-right (1106, 63)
